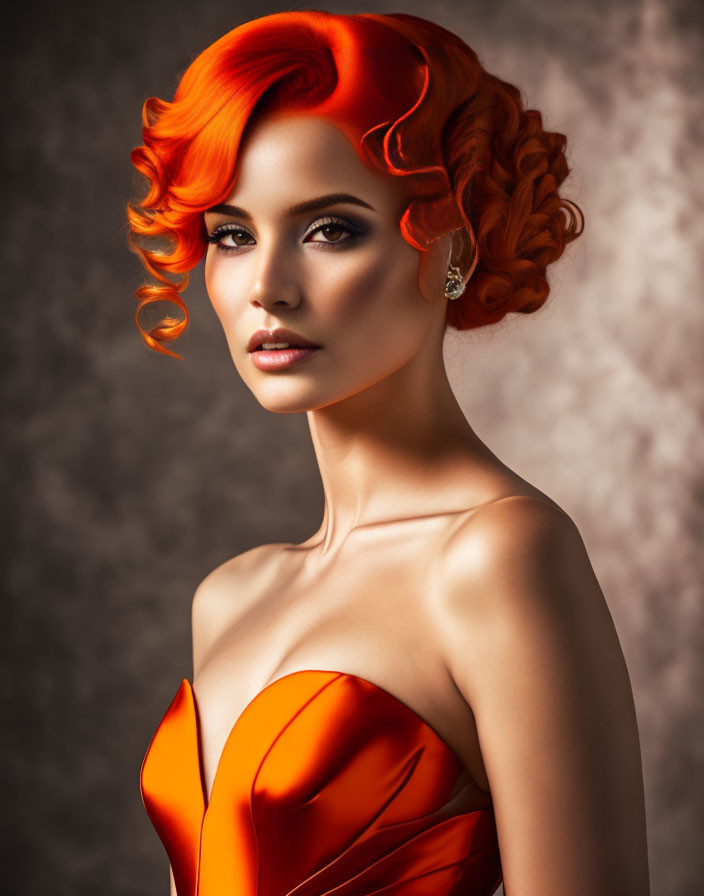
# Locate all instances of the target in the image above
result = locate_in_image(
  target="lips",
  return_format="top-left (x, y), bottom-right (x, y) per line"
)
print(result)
top-left (247, 327), bottom-right (320, 352)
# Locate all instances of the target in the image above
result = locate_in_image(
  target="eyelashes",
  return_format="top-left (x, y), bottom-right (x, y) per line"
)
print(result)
top-left (205, 215), bottom-right (368, 254)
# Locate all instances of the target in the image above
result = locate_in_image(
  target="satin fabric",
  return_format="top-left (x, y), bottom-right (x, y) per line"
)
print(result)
top-left (140, 669), bottom-right (503, 895)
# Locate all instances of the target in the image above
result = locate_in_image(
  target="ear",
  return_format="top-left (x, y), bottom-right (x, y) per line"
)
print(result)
top-left (448, 226), bottom-right (478, 285)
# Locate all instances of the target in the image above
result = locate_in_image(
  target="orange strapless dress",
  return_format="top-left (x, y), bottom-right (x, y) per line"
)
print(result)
top-left (140, 669), bottom-right (503, 895)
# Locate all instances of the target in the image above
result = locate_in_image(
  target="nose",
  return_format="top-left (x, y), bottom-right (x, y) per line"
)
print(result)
top-left (247, 241), bottom-right (302, 311)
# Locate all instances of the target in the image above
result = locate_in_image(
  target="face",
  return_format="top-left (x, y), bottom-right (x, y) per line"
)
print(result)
top-left (203, 111), bottom-right (454, 413)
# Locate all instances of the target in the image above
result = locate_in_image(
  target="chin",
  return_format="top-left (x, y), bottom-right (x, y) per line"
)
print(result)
top-left (251, 384), bottom-right (328, 415)
top-left (258, 399), bottom-right (313, 415)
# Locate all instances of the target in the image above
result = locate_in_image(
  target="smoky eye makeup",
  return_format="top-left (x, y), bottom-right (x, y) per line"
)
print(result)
top-left (204, 214), bottom-right (371, 254)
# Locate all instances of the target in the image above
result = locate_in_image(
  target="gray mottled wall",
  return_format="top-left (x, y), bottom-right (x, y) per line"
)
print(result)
top-left (2, 1), bottom-right (701, 893)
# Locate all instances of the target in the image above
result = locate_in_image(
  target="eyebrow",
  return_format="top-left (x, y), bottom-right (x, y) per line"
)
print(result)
top-left (204, 192), bottom-right (376, 220)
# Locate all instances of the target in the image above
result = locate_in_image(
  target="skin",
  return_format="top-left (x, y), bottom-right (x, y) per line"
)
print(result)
top-left (166, 111), bottom-right (650, 895)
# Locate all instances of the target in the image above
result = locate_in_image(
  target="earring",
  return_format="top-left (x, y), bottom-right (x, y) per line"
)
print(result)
top-left (444, 264), bottom-right (465, 300)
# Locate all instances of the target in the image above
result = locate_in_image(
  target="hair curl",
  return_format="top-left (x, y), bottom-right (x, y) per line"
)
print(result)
top-left (127, 10), bottom-right (584, 359)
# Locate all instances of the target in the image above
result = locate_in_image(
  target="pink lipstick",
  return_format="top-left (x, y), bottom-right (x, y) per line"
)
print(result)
top-left (247, 327), bottom-right (321, 371)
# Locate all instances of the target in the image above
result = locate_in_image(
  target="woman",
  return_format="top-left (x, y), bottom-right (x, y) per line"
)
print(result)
top-left (130, 11), bottom-right (650, 896)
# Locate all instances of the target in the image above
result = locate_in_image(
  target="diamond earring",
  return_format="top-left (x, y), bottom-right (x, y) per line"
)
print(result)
top-left (444, 264), bottom-right (465, 300)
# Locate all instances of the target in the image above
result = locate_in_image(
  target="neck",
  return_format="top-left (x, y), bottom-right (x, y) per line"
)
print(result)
top-left (304, 339), bottom-right (496, 557)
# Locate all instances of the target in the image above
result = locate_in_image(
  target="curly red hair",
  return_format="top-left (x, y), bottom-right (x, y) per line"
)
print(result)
top-left (127, 10), bottom-right (583, 358)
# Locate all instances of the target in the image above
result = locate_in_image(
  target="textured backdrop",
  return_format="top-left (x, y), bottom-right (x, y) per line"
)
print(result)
top-left (2, 1), bottom-right (702, 894)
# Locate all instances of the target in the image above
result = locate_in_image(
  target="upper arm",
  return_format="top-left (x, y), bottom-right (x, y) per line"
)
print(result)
top-left (435, 496), bottom-right (650, 896)
top-left (169, 863), bottom-right (177, 896)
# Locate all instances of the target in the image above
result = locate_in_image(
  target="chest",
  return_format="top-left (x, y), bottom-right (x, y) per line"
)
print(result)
top-left (192, 531), bottom-right (491, 798)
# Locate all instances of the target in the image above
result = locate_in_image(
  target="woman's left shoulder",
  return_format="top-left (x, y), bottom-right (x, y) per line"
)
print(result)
top-left (441, 491), bottom-right (588, 578)
top-left (428, 498), bottom-right (650, 894)
top-left (431, 491), bottom-right (609, 636)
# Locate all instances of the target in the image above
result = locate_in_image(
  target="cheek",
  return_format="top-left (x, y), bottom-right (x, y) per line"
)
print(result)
top-left (324, 242), bottom-right (430, 359)
top-left (204, 254), bottom-right (237, 323)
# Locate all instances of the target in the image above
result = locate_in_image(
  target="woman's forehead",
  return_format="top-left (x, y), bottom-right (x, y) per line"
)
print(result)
top-left (223, 113), bottom-right (411, 214)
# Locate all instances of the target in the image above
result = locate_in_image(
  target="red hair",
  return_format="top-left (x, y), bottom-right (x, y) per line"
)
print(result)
top-left (127, 10), bottom-right (584, 359)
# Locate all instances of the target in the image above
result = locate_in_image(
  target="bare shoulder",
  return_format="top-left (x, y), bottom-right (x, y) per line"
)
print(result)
top-left (435, 494), bottom-right (604, 629)
top-left (191, 542), bottom-right (286, 673)
top-left (194, 541), bottom-right (284, 594)
top-left (430, 495), bottom-right (650, 893)
top-left (433, 494), bottom-right (614, 690)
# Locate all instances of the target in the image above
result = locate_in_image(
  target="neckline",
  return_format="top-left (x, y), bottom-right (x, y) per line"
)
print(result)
top-left (184, 668), bottom-right (468, 813)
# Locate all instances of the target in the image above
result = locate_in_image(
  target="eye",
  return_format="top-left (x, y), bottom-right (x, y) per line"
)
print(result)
top-left (205, 215), bottom-right (367, 254)
top-left (205, 225), bottom-right (254, 253)
top-left (305, 216), bottom-right (362, 246)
